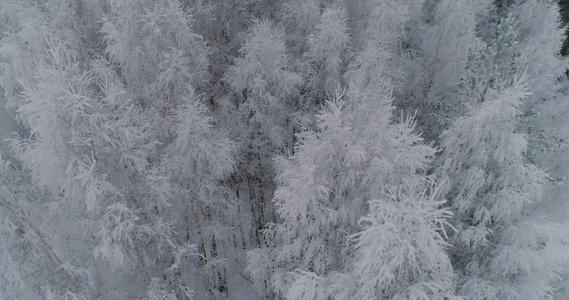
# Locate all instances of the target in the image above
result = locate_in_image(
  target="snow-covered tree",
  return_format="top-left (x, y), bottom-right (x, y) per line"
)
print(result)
top-left (100, 1), bottom-right (243, 296)
top-left (406, 0), bottom-right (490, 139)
top-left (10, 39), bottom-right (157, 298)
top-left (304, 5), bottom-right (350, 106)
top-left (1, 0), bottom-right (569, 299)
top-left (509, 1), bottom-right (569, 297)
top-left (227, 19), bottom-right (302, 154)
top-left (226, 19), bottom-right (302, 246)
top-left (248, 3), bottom-right (456, 296)
top-left (0, 149), bottom-right (93, 299)
top-left (351, 181), bottom-right (457, 300)
top-left (433, 2), bottom-right (569, 297)
top-left (2, 0), bottom-right (239, 295)
top-left (278, 0), bottom-right (321, 59)
top-left (251, 78), bottom-right (454, 300)
top-left (0, 0), bottom-right (59, 109)
top-left (159, 89), bottom-right (239, 298)
top-left (101, 0), bottom-right (209, 112)
top-left (438, 76), bottom-right (557, 299)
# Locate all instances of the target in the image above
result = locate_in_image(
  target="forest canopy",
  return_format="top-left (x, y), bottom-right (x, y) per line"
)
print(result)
top-left (1, 0), bottom-right (569, 299)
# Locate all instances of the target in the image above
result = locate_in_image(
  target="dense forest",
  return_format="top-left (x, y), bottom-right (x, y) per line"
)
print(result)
top-left (1, 0), bottom-right (569, 299)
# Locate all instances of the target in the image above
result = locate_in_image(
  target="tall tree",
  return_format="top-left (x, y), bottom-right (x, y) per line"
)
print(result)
top-left (101, 0), bottom-right (241, 297)
top-left (226, 19), bottom-right (302, 247)
top-left (278, 0), bottom-right (322, 60)
top-left (160, 89), bottom-right (238, 298)
top-left (350, 181), bottom-right (457, 300)
top-left (2, 0), bottom-right (569, 299)
top-left (438, 76), bottom-right (556, 299)
top-left (247, 2), bottom-right (456, 298)
top-left (407, 0), bottom-right (490, 140)
top-left (304, 5), bottom-right (351, 106)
